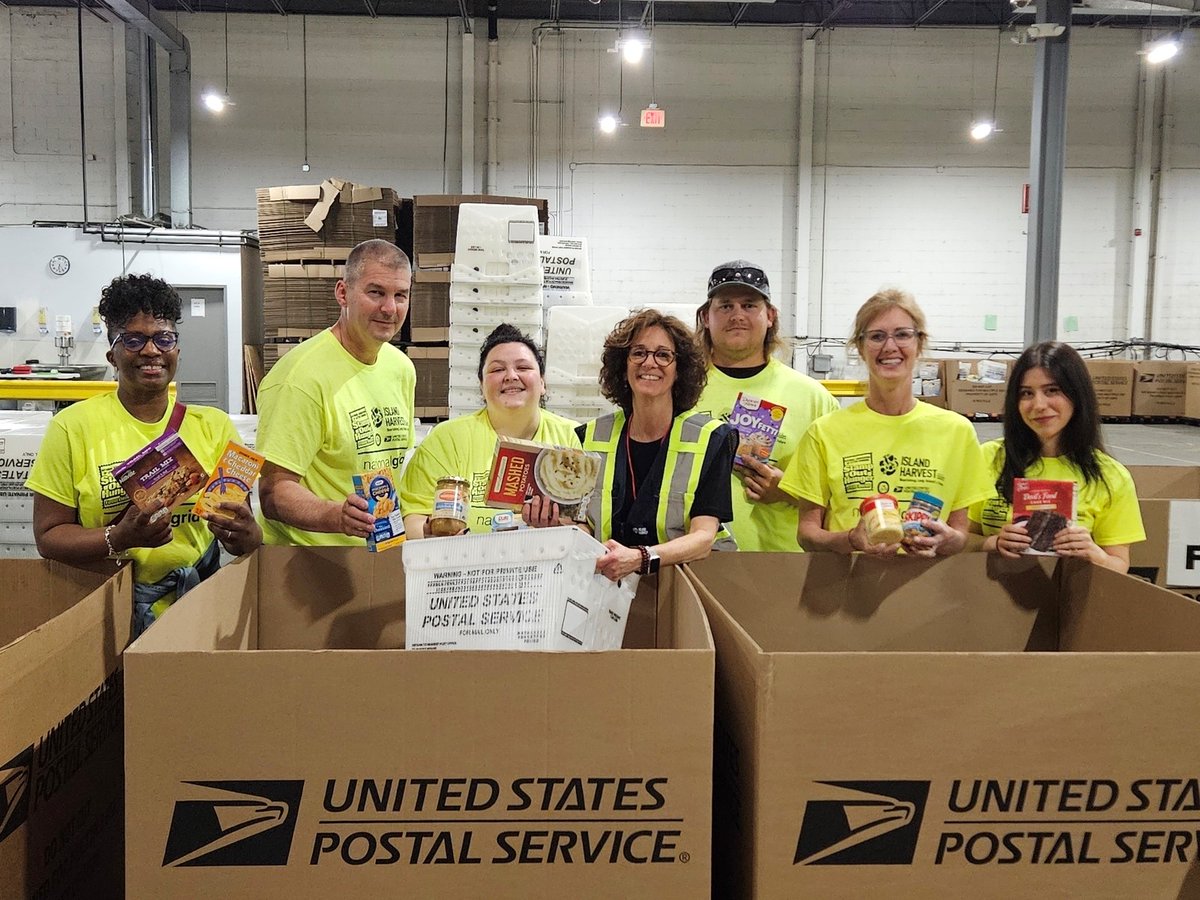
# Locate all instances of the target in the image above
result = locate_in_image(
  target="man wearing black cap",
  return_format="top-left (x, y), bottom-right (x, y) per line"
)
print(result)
top-left (694, 260), bottom-right (837, 551)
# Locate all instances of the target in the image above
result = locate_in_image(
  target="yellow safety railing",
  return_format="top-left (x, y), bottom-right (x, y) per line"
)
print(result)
top-left (0, 381), bottom-right (177, 402)
top-left (819, 379), bottom-right (867, 397)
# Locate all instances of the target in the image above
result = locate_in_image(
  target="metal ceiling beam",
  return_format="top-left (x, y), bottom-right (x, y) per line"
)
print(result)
top-left (175, 0), bottom-right (195, 12)
top-left (912, 0), bottom-right (951, 26)
top-left (732, 3), bottom-right (753, 23)
top-left (457, 0), bottom-right (473, 32)
top-left (363, 0), bottom-right (379, 16)
top-left (817, 0), bottom-right (852, 28)
top-left (269, 0), bottom-right (287, 14)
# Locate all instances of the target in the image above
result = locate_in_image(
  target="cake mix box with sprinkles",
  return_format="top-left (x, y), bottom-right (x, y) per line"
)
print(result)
top-left (728, 393), bottom-right (786, 466)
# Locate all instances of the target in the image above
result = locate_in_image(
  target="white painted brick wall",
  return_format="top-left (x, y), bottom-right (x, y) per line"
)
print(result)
top-left (0, 11), bottom-right (1195, 346)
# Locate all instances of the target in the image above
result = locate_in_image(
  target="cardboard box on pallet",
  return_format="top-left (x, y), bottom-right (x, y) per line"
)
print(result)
top-left (1127, 465), bottom-right (1200, 599)
top-left (944, 358), bottom-right (1009, 419)
top-left (410, 195), bottom-right (549, 269)
top-left (1133, 361), bottom-right (1187, 418)
top-left (687, 551), bottom-right (1200, 899)
top-left (124, 546), bottom-right (713, 898)
top-left (1186, 363), bottom-right (1200, 420)
top-left (1083, 359), bottom-right (1135, 418)
top-left (1, 561), bottom-right (133, 900)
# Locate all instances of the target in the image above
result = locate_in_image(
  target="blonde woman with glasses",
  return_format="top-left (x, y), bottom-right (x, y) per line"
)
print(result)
top-left (779, 289), bottom-right (992, 556)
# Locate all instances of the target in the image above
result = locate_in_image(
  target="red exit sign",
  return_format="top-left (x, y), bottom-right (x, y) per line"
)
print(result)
top-left (640, 107), bottom-right (666, 128)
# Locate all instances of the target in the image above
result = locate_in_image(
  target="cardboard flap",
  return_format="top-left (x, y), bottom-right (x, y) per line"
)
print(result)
top-left (1129, 465), bottom-right (1200, 498)
top-left (1, 559), bottom-right (113, 647)
top-left (1059, 559), bottom-right (1200, 650)
top-left (127, 553), bottom-right (257, 654)
top-left (687, 553), bottom-right (1059, 653)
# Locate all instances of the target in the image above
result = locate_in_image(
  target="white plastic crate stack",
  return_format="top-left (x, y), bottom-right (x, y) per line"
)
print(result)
top-left (543, 305), bottom-right (630, 422)
top-left (0, 412), bottom-right (50, 558)
top-left (448, 204), bottom-right (545, 417)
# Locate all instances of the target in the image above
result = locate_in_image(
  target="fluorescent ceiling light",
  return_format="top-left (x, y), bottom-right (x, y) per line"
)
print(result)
top-left (1145, 36), bottom-right (1180, 64)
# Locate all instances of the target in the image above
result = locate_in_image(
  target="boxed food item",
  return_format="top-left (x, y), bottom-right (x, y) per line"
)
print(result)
top-left (486, 438), bottom-right (601, 521)
top-left (1012, 478), bottom-right (1077, 554)
top-left (403, 526), bottom-right (635, 651)
top-left (688, 551), bottom-right (1200, 898)
top-left (113, 432), bottom-right (208, 523)
top-left (728, 394), bottom-right (786, 466)
top-left (352, 467), bottom-right (406, 551)
top-left (193, 441), bottom-right (264, 519)
top-left (124, 545), bottom-right (713, 899)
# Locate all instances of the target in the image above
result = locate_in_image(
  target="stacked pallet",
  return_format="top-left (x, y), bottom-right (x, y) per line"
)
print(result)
top-left (255, 178), bottom-right (399, 371)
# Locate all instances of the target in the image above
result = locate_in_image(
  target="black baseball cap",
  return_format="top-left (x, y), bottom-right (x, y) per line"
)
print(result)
top-left (706, 260), bottom-right (771, 301)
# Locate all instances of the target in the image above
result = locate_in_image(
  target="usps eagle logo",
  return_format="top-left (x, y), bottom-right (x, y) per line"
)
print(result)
top-left (794, 780), bottom-right (929, 865)
top-left (162, 780), bottom-right (304, 867)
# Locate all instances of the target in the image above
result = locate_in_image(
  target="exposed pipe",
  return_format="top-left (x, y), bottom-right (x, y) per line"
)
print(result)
top-left (77, 0), bottom-right (89, 227)
top-left (486, 1), bottom-right (500, 194)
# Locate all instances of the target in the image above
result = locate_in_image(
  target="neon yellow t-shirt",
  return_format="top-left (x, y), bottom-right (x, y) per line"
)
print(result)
top-left (695, 358), bottom-right (838, 552)
top-left (256, 329), bottom-right (416, 546)
top-left (968, 439), bottom-right (1146, 545)
top-left (398, 407), bottom-right (582, 534)
top-left (779, 400), bottom-right (994, 533)
top-left (25, 393), bottom-right (238, 584)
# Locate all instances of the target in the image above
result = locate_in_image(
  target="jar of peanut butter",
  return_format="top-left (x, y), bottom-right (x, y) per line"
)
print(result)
top-left (859, 493), bottom-right (904, 545)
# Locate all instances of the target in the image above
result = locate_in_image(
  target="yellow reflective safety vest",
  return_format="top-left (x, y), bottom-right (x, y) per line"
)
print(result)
top-left (581, 409), bottom-right (737, 550)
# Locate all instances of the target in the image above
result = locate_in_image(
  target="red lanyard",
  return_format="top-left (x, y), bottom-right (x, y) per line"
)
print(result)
top-left (624, 425), bottom-right (669, 501)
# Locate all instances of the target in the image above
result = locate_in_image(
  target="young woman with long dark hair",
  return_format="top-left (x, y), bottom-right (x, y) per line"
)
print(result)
top-left (969, 341), bottom-right (1144, 571)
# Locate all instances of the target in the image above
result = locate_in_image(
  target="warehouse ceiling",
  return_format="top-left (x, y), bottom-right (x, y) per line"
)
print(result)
top-left (19, 0), bottom-right (1200, 30)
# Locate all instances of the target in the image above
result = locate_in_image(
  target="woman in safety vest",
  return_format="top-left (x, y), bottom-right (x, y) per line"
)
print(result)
top-left (27, 274), bottom-right (260, 637)
top-left (579, 309), bottom-right (737, 581)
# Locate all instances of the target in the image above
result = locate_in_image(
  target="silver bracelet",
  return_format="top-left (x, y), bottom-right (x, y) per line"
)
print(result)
top-left (104, 524), bottom-right (125, 562)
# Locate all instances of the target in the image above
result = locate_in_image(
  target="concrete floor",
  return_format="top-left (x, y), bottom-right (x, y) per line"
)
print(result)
top-left (973, 423), bottom-right (1200, 468)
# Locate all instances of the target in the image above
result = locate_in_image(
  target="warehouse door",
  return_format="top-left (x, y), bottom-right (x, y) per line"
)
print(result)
top-left (172, 286), bottom-right (228, 412)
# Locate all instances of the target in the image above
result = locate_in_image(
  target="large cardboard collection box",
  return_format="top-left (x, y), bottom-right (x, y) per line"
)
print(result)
top-left (1128, 464), bottom-right (1200, 598)
top-left (688, 552), bottom-right (1200, 898)
top-left (1133, 360), bottom-right (1188, 418)
top-left (1083, 359), bottom-right (1135, 418)
top-left (124, 546), bottom-right (713, 898)
top-left (1, 561), bottom-right (132, 900)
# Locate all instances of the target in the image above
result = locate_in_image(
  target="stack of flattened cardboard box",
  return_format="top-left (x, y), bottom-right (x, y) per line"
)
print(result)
top-left (688, 552), bottom-right (1200, 899)
top-left (399, 195), bottom-right (549, 421)
top-left (255, 179), bottom-right (399, 373)
top-left (124, 546), bottom-right (713, 898)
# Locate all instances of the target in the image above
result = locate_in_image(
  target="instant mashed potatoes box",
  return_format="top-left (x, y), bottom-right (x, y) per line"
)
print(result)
top-left (486, 438), bottom-right (601, 521)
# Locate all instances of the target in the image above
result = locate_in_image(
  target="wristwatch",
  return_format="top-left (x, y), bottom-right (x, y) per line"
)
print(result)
top-left (641, 547), bottom-right (661, 575)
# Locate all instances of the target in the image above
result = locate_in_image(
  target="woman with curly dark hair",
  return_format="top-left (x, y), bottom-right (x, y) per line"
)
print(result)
top-left (27, 273), bottom-right (261, 636)
top-left (578, 309), bottom-right (737, 581)
top-left (968, 341), bottom-right (1144, 570)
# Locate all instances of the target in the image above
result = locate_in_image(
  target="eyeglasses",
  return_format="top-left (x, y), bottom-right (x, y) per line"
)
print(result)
top-left (707, 266), bottom-right (768, 293)
top-left (862, 328), bottom-right (921, 347)
top-left (628, 347), bottom-right (677, 365)
top-left (111, 331), bottom-right (179, 352)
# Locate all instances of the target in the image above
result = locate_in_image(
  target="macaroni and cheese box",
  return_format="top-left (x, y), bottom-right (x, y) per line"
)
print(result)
top-left (113, 432), bottom-right (208, 523)
top-left (1012, 478), bottom-right (1077, 555)
top-left (352, 467), bottom-right (405, 551)
top-left (486, 437), bottom-right (601, 521)
top-left (193, 441), bottom-right (265, 519)
top-left (728, 393), bottom-right (786, 465)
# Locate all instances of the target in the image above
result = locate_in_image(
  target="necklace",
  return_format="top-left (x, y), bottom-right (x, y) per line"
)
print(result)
top-left (624, 423), bottom-right (670, 501)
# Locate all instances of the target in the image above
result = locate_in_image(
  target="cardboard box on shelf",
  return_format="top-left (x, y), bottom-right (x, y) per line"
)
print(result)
top-left (688, 552), bottom-right (1200, 899)
top-left (1083, 359), bottom-right (1135, 418)
top-left (1, 561), bottom-right (133, 900)
top-left (1127, 465), bottom-right (1200, 598)
top-left (124, 545), bottom-right (713, 899)
top-left (1132, 360), bottom-right (1187, 418)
